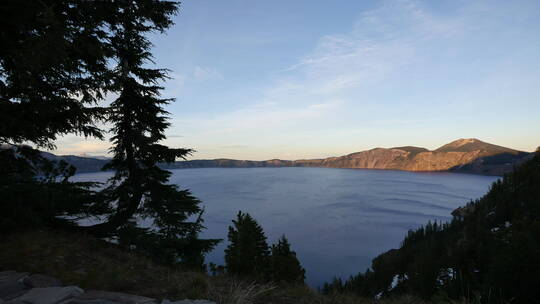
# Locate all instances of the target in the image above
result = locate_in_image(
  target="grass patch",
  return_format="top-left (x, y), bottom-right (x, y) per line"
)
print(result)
top-left (0, 230), bottom-right (468, 303)
top-left (0, 230), bottom-right (204, 299)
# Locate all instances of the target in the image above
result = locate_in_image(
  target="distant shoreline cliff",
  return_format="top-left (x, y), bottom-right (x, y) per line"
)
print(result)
top-left (44, 138), bottom-right (533, 176)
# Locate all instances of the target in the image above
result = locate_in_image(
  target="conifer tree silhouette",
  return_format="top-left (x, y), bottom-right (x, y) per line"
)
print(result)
top-left (86, 0), bottom-right (219, 268)
top-left (225, 211), bottom-right (270, 277)
top-left (269, 235), bottom-right (305, 283)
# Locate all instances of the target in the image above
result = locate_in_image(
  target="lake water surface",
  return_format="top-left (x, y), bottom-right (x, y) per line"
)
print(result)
top-left (73, 167), bottom-right (498, 286)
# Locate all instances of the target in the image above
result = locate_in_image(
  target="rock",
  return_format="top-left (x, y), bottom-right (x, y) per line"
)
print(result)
top-left (0, 281), bottom-right (28, 300)
top-left (23, 275), bottom-right (62, 288)
top-left (0, 272), bottom-right (29, 284)
top-left (161, 300), bottom-right (216, 304)
top-left (73, 291), bottom-right (155, 304)
top-left (0, 272), bottom-right (30, 301)
top-left (15, 286), bottom-right (83, 304)
top-left (63, 300), bottom-right (123, 304)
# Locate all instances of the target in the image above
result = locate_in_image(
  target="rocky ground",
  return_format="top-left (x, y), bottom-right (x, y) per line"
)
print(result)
top-left (0, 271), bottom-right (215, 304)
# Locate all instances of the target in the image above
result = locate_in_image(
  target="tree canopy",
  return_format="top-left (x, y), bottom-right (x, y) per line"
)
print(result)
top-left (225, 211), bottom-right (271, 277)
top-left (0, 0), bottom-right (115, 149)
top-left (224, 211), bottom-right (305, 283)
top-left (269, 235), bottom-right (306, 284)
top-left (0, 0), bottom-right (219, 269)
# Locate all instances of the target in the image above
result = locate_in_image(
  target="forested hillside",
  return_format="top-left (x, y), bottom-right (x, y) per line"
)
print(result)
top-left (323, 149), bottom-right (540, 303)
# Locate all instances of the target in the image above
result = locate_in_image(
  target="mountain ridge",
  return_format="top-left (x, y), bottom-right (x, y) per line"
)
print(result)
top-left (42, 138), bottom-right (532, 176)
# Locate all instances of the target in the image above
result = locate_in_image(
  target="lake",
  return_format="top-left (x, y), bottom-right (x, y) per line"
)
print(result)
top-left (72, 167), bottom-right (498, 286)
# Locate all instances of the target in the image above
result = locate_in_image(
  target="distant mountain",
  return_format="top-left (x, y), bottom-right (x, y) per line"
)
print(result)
top-left (47, 138), bottom-right (532, 176)
top-left (41, 151), bottom-right (109, 173)
top-left (166, 138), bottom-right (532, 175)
top-left (435, 138), bottom-right (521, 154)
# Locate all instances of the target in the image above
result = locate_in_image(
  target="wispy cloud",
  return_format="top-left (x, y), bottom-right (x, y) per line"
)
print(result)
top-left (279, 0), bottom-right (466, 96)
top-left (175, 98), bottom-right (345, 137)
top-left (193, 66), bottom-right (222, 81)
top-left (170, 73), bottom-right (186, 87)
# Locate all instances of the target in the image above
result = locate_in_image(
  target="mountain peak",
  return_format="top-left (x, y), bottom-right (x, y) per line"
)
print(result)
top-left (435, 138), bottom-right (521, 154)
top-left (453, 138), bottom-right (482, 145)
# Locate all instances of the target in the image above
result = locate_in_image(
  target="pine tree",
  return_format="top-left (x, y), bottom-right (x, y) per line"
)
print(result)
top-left (269, 235), bottom-right (306, 283)
top-left (0, 1), bottom-right (115, 231)
top-left (225, 211), bottom-right (270, 277)
top-left (82, 0), bottom-right (219, 268)
top-left (0, 1), bottom-right (113, 149)
top-left (0, 1), bottom-right (219, 268)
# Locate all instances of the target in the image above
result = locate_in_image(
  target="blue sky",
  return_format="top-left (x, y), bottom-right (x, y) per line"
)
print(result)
top-left (55, 0), bottom-right (540, 159)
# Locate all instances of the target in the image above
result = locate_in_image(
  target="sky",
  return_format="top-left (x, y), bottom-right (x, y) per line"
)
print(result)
top-left (54, 0), bottom-right (540, 160)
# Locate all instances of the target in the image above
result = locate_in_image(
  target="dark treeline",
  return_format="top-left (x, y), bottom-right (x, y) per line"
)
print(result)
top-left (323, 150), bottom-right (540, 303)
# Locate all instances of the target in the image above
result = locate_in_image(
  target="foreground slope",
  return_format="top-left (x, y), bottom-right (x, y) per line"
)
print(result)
top-left (1, 230), bottom-right (451, 304)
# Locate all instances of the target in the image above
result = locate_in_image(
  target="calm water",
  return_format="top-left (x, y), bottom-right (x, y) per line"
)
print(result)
top-left (72, 167), bottom-right (498, 286)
